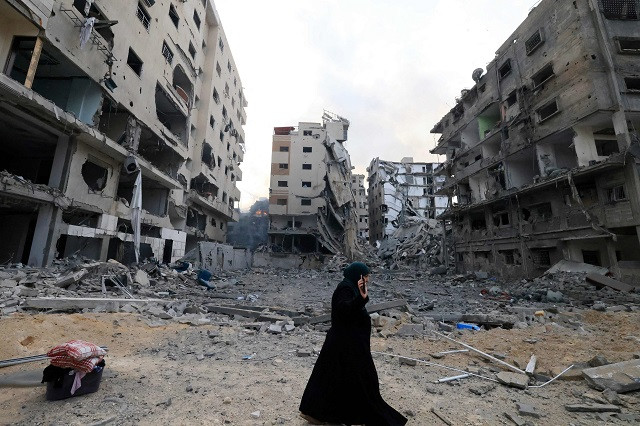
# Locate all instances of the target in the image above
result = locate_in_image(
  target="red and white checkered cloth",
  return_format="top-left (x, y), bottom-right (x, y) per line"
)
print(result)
top-left (47, 340), bottom-right (106, 373)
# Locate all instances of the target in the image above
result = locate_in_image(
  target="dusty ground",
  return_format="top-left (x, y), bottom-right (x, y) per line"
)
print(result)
top-left (0, 270), bottom-right (639, 425)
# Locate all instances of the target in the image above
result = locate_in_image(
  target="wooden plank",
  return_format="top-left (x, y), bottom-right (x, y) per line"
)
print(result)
top-left (24, 297), bottom-right (163, 310)
top-left (586, 274), bottom-right (634, 293)
top-left (430, 407), bottom-right (453, 425)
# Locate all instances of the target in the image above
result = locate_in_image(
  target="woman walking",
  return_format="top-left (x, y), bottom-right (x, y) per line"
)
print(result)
top-left (299, 262), bottom-right (407, 425)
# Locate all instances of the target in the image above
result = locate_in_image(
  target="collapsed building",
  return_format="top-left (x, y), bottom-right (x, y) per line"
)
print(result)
top-left (0, 0), bottom-right (246, 266)
top-left (267, 112), bottom-right (360, 260)
top-left (351, 174), bottom-right (369, 241)
top-left (430, 0), bottom-right (640, 281)
top-left (367, 157), bottom-right (447, 244)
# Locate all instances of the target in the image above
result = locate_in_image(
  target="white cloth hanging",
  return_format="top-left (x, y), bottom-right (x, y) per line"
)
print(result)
top-left (80, 17), bottom-right (95, 48)
top-left (131, 171), bottom-right (142, 263)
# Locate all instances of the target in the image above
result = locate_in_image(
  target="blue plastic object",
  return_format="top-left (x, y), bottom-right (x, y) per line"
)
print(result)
top-left (456, 322), bottom-right (481, 331)
top-left (197, 269), bottom-right (214, 290)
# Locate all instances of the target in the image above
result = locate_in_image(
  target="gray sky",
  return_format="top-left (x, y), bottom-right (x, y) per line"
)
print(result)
top-left (214, 0), bottom-right (538, 210)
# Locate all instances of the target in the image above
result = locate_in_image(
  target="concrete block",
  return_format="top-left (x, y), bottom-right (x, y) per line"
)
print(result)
top-left (496, 372), bottom-right (529, 389)
top-left (565, 404), bottom-right (621, 413)
top-left (54, 269), bottom-right (88, 288)
top-left (582, 359), bottom-right (640, 393)
top-left (516, 402), bottom-right (540, 418)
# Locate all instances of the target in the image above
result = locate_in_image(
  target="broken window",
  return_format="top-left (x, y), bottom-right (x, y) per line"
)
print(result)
top-left (277, 180), bottom-right (288, 187)
top-left (213, 88), bottom-right (220, 104)
top-left (470, 212), bottom-right (487, 230)
top-left (127, 48), bottom-right (143, 76)
top-left (227, 60), bottom-right (232, 72)
top-left (606, 185), bottom-right (627, 202)
top-left (624, 77), bottom-right (640, 92)
top-left (219, 130), bottom-right (224, 141)
top-left (186, 208), bottom-right (206, 231)
top-left (582, 250), bottom-right (601, 266)
top-left (303, 130), bottom-right (313, 136)
top-left (155, 83), bottom-right (187, 145)
top-left (201, 143), bottom-right (214, 168)
top-left (279, 146), bottom-right (289, 152)
top-left (161, 41), bottom-right (174, 64)
top-left (499, 250), bottom-right (516, 265)
top-left (506, 90), bottom-right (517, 107)
top-left (532, 63), bottom-right (554, 88)
top-left (216, 62), bottom-right (222, 77)
top-left (224, 166), bottom-right (228, 176)
top-left (301, 199), bottom-right (312, 206)
top-left (279, 163), bottom-right (288, 169)
top-left (302, 181), bottom-right (311, 188)
top-left (595, 139), bottom-right (619, 156)
top-left (209, 116), bottom-right (215, 129)
top-left (303, 146), bottom-right (312, 153)
top-left (81, 160), bottom-right (108, 191)
top-left (617, 37), bottom-right (640, 53)
top-left (537, 99), bottom-right (559, 122)
top-left (136, 2), bottom-right (151, 31)
top-left (498, 60), bottom-right (512, 80)
top-left (188, 42), bottom-right (196, 60)
top-left (222, 192), bottom-right (227, 202)
top-left (169, 4), bottom-right (180, 28)
top-left (276, 199), bottom-right (287, 206)
top-left (525, 29), bottom-right (544, 55)
top-left (222, 106), bottom-right (228, 120)
top-left (601, 0), bottom-right (639, 20)
top-left (492, 210), bottom-right (510, 227)
top-left (302, 164), bottom-right (312, 170)
top-left (193, 10), bottom-right (201, 29)
top-left (217, 156), bottom-right (222, 167)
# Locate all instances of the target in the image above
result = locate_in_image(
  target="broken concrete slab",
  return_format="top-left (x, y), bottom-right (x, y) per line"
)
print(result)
top-left (399, 357), bottom-right (417, 366)
top-left (565, 403), bottom-right (621, 413)
top-left (546, 260), bottom-right (608, 275)
top-left (134, 270), bottom-right (150, 286)
top-left (504, 412), bottom-right (529, 426)
top-left (582, 359), bottom-right (640, 393)
top-left (54, 269), bottom-right (88, 288)
top-left (24, 297), bottom-right (164, 310)
top-left (496, 372), bottom-right (529, 389)
top-left (586, 274), bottom-right (634, 293)
top-left (516, 402), bottom-right (540, 418)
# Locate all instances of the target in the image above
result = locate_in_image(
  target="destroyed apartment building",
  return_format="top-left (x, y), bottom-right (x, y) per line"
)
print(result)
top-left (351, 173), bottom-right (369, 241)
top-left (0, 0), bottom-right (246, 266)
top-left (267, 112), bottom-right (361, 263)
top-left (367, 157), bottom-right (447, 243)
top-left (430, 0), bottom-right (640, 281)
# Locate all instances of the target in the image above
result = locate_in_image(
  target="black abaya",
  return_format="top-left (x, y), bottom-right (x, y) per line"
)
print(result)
top-left (299, 266), bottom-right (407, 426)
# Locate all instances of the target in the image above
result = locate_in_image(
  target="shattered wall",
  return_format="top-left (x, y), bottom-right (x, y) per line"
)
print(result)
top-left (0, 0), bottom-right (247, 266)
top-left (430, 0), bottom-right (640, 282)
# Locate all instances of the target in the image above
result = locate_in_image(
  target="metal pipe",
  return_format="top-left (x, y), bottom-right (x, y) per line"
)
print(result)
top-left (437, 373), bottom-right (470, 383)
top-left (528, 365), bottom-right (574, 388)
top-left (432, 331), bottom-right (526, 374)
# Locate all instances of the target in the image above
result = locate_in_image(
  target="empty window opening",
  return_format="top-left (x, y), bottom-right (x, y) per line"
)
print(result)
top-left (498, 60), bottom-right (512, 80)
top-left (525, 29), bottom-right (544, 55)
top-left (118, 174), bottom-right (169, 216)
top-left (222, 106), bottom-right (228, 120)
top-left (506, 90), bottom-right (517, 107)
top-left (492, 211), bottom-right (510, 227)
top-left (218, 38), bottom-right (224, 52)
top-left (601, 0), bottom-right (639, 20)
top-left (279, 146), bottom-right (289, 152)
top-left (193, 10), bottom-right (201, 29)
top-left (155, 83), bottom-right (188, 145)
top-left (537, 99), bottom-right (559, 122)
top-left (301, 199), bottom-right (312, 206)
top-left (277, 180), bottom-right (288, 187)
top-left (302, 181), bottom-right (312, 188)
top-left (582, 250), bottom-right (601, 266)
top-left (227, 60), bottom-right (231, 72)
top-left (161, 41), bottom-right (174, 64)
top-left (617, 38), bottom-right (640, 53)
top-left (213, 88), bottom-right (220, 104)
top-left (303, 146), bottom-right (312, 153)
top-left (625, 77), bottom-right (640, 91)
top-left (201, 143), bottom-right (214, 168)
top-left (302, 163), bottom-right (312, 170)
top-left (186, 208), bottom-right (206, 231)
top-left (531, 249), bottom-right (551, 266)
top-left (169, 4), bottom-right (180, 28)
top-left (173, 65), bottom-right (193, 106)
top-left (607, 185), bottom-right (627, 202)
top-left (209, 116), bottom-right (215, 129)
top-left (276, 199), bottom-right (287, 206)
top-left (303, 130), bottom-right (313, 136)
top-left (470, 213), bottom-right (487, 230)
top-left (188, 42), bottom-right (196, 60)
top-left (499, 249), bottom-right (517, 265)
top-left (595, 139), bottom-right (619, 156)
top-left (136, 2), bottom-right (151, 31)
top-left (127, 48), bottom-right (143, 76)
top-left (216, 62), bottom-right (222, 77)
top-left (82, 161), bottom-right (108, 191)
top-left (532, 63), bottom-right (554, 88)
top-left (219, 130), bottom-right (224, 141)
top-left (279, 163), bottom-right (288, 169)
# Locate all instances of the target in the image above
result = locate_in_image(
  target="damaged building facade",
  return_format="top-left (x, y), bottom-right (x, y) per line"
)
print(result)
top-left (0, 0), bottom-right (246, 265)
top-left (352, 174), bottom-right (369, 241)
top-left (367, 157), bottom-right (446, 244)
top-left (431, 0), bottom-right (640, 281)
top-left (268, 112), bottom-right (359, 258)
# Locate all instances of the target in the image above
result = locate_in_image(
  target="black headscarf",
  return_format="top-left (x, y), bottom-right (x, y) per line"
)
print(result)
top-left (343, 262), bottom-right (370, 287)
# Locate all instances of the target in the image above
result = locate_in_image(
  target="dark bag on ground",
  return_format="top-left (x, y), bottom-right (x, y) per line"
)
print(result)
top-left (43, 360), bottom-right (105, 401)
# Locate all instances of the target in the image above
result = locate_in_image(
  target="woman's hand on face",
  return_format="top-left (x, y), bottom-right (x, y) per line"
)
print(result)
top-left (357, 275), bottom-right (368, 299)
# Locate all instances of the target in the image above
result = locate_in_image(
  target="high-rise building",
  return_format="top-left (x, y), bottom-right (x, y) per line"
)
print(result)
top-left (0, 0), bottom-right (246, 265)
top-left (268, 113), bottom-right (357, 255)
top-left (431, 0), bottom-right (640, 281)
top-left (351, 174), bottom-right (369, 241)
top-left (367, 157), bottom-right (446, 244)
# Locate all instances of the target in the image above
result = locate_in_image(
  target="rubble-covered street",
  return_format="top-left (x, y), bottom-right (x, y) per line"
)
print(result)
top-left (1, 260), bottom-right (639, 425)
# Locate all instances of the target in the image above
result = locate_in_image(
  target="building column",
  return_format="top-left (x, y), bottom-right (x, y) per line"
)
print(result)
top-left (24, 35), bottom-right (44, 89)
top-left (605, 239), bottom-right (619, 277)
top-left (99, 237), bottom-right (111, 261)
top-left (27, 205), bottom-right (62, 267)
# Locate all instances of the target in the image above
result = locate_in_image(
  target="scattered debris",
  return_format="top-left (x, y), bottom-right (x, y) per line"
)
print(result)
top-left (582, 359), bottom-right (640, 393)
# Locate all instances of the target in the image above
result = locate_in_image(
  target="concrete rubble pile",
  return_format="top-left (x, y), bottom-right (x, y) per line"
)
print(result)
top-left (377, 217), bottom-right (452, 271)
